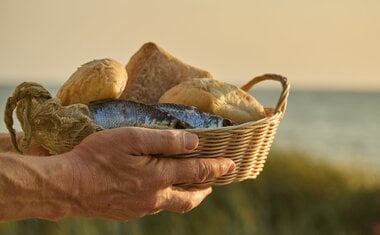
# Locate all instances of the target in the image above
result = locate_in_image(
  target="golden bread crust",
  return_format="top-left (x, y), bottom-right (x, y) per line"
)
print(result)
top-left (57, 58), bottom-right (127, 105)
top-left (159, 78), bottom-right (266, 123)
top-left (120, 42), bottom-right (212, 104)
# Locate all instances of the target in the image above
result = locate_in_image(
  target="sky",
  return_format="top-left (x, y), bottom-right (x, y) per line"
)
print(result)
top-left (0, 0), bottom-right (379, 91)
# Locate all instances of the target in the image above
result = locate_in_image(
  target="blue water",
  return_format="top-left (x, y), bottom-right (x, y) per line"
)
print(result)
top-left (1, 84), bottom-right (379, 169)
top-left (252, 89), bottom-right (380, 168)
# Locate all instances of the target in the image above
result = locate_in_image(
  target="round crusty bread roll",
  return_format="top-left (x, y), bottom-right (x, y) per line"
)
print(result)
top-left (159, 78), bottom-right (266, 123)
top-left (56, 58), bottom-right (128, 105)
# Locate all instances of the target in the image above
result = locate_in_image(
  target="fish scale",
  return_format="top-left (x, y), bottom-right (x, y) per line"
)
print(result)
top-left (88, 100), bottom-right (190, 129)
top-left (153, 103), bottom-right (232, 128)
top-left (88, 100), bottom-right (232, 129)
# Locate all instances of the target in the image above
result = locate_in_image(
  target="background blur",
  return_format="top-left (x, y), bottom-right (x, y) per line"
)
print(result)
top-left (1, 0), bottom-right (379, 234)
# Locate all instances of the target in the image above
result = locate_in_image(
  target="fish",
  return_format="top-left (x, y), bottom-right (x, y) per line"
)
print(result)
top-left (153, 103), bottom-right (232, 128)
top-left (88, 100), bottom-right (191, 129)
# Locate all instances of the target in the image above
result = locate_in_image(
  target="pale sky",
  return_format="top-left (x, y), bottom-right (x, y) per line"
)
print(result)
top-left (0, 0), bottom-right (379, 90)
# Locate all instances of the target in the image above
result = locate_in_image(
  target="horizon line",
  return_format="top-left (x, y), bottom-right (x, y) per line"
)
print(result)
top-left (1, 76), bottom-right (379, 93)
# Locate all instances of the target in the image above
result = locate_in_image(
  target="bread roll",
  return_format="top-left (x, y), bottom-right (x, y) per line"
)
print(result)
top-left (120, 42), bottom-right (213, 104)
top-left (159, 78), bottom-right (266, 123)
top-left (57, 58), bottom-right (127, 105)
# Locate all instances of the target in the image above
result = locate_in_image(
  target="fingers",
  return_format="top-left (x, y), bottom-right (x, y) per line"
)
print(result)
top-left (122, 128), bottom-right (199, 155)
top-left (160, 157), bottom-right (236, 185)
top-left (160, 186), bottom-right (212, 213)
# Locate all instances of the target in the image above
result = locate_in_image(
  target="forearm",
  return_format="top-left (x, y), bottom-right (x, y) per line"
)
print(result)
top-left (0, 152), bottom-right (74, 221)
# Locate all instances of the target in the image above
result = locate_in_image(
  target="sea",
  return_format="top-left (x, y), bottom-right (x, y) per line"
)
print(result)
top-left (0, 84), bottom-right (379, 172)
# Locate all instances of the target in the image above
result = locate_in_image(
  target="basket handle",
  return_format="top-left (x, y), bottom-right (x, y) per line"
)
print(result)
top-left (240, 74), bottom-right (290, 114)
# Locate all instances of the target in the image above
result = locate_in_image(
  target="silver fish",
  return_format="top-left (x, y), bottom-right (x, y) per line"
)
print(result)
top-left (88, 100), bottom-right (190, 129)
top-left (153, 103), bottom-right (232, 128)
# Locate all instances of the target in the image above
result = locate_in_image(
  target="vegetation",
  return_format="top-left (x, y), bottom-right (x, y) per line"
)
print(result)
top-left (1, 151), bottom-right (379, 235)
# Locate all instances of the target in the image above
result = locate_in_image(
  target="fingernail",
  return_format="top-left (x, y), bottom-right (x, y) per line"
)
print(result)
top-left (185, 133), bottom-right (198, 150)
top-left (227, 161), bottom-right (236, 174)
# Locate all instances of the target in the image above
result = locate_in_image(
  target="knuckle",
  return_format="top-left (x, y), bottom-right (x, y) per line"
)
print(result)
top-left (165, 130), bottom-right (178, 140)
top-left (164, 131), bottom-right (182, 152)
top-left (195, 160), bottom-right (211, 182)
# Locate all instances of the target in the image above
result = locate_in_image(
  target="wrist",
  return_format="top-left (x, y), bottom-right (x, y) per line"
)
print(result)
top-left (57, 150), bottom-right (87, 218)
top-left (21, 154), bottom-right (77, 220)
top-left (59, 147), bottom-right (108, 219)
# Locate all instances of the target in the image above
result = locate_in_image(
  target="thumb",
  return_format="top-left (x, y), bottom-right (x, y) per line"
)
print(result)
top-left (124, 128), bottom-right (198, 156)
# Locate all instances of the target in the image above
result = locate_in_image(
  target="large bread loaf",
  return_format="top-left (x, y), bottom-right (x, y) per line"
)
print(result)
top-left (120, 42), bottom-right (213, 104)
top-left (159, 78), bottom-right (266, 123)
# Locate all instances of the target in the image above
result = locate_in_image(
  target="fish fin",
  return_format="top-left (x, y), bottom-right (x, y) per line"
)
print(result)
top-left (223, 119), bottom-right (233, 126)
top-left (175, 120), bottom-right (193, 129)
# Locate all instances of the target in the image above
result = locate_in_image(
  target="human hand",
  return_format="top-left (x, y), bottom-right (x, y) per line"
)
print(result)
top-left (0, 132), bottom-right (49, 155)
top-left (23, 145), bottom-right (50, 156)
top-left (64, 127), bottom-right (235, 221)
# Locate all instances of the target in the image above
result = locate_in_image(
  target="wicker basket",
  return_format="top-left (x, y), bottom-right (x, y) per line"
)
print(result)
top-left (160, 74), bottom-right (290, 186)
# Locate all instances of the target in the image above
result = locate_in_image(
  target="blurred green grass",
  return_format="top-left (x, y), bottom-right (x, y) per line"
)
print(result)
top-left (1, 151), bottom-right (379, 235)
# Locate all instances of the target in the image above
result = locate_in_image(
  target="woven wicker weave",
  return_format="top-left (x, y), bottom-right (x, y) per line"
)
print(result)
top-left (161, 74), bottom-right (290, 186)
